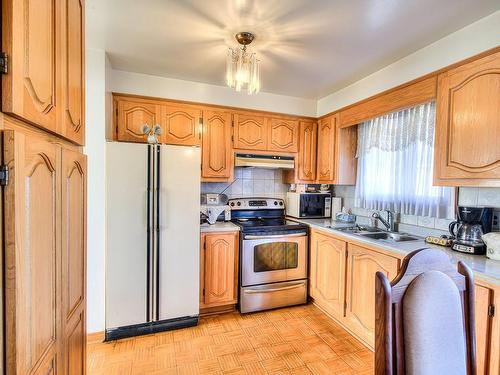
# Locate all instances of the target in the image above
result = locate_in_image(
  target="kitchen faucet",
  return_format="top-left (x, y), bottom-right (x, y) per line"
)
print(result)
top-left (372, 210), bottom-right (396, 232)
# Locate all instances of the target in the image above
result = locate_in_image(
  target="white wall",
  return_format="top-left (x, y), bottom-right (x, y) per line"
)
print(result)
top-left (317, 11), bottom-right (500, 116)
top-left (85, 48), bottom-right (108, 334)
top-left (109, 69), bottom-right (317, 117)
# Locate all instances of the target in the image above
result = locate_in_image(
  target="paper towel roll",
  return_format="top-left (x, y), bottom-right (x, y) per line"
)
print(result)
top-left (331, 197), bottom-right (342, 216)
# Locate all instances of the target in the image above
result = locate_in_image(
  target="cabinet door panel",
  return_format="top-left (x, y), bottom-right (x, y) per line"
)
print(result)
top-left (204, 233), bottom-right (237, 306)
top-left (345, 244), bottom-right (398, 346)
top-left (3, 130), bottom-right (61, 374)
top-left (59, 0), bottom-right (85, 145)
top-left (475, 284), bottom-right (493, 375)
top-left (201, 110), bottom-right (233, 181)
top-left (116, 98), bottom-right (161, 143)
top-left (164, 105), bottom-right (201, 146)
top-left (297, 121), bottom-right (317, 182)
top-left (2, 0), bottom-right (58, 131)
top-left (435, 51), bottom-right (500, 185)
top-left (66, 311), bottom-right (85, 375)
top-left (316, 115), bottom-right (336, 183)
top-left (310, 231), bottom-right (346, 318)
top-left (268, 118), bottom-right (299, 152)
top-left (233, 113), bottom-right (268, 150)
top-left (62, 149), bottom-right (86, 323)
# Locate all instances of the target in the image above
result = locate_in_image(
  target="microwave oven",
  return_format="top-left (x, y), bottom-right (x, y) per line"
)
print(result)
top-left (286, 192), bottom-right (332, 219)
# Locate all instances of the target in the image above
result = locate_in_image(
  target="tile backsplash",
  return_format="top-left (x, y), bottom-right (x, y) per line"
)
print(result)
top-left (334, 185), bottom-right (500, 237)
top-left (201, 167), bottom-right (289, 200)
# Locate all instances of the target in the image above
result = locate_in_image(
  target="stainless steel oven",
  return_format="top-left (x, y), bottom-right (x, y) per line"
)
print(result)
top-left (241, 232), bottom-right (307, 286)
top-left (240, 230), bottom-right (308, 313)
top-left (230, 197), bottom-right (309, 313)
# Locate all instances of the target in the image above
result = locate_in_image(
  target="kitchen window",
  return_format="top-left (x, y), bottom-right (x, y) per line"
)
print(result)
top-left (355, 101), bottom-right (454, 219)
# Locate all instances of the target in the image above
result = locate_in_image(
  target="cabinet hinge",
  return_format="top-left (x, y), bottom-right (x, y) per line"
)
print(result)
top-left (202, 288), bottom-right (205, 297)
top-left (0, 165), bottom-right (9, 186)
top-left (0, 53), bottom-right (8, 74)
top-left (488, 304), bottom-right (495, 317)
top-left (203, 242), bottom-right (206, 250)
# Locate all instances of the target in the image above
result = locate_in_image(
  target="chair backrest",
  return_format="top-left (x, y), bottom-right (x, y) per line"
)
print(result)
top-left (375, 248), bottom-right (476, 375)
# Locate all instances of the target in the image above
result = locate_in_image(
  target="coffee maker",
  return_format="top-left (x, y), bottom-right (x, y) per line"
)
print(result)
top-left (449, 206), bottom-right (493, 254)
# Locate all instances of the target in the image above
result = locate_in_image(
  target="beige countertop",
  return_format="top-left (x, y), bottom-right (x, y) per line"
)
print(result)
top-left (200, 221), bottom-right (240, 233)
top-left (291, 217), bottom-right (500, 287)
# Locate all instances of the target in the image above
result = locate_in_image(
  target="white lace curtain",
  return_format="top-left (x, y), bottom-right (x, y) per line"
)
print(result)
top-left (355, 101), bottom-right (454, 219)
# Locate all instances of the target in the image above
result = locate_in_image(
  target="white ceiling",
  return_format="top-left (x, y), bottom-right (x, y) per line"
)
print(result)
top-left (87, 0), bottom-right (500, 99)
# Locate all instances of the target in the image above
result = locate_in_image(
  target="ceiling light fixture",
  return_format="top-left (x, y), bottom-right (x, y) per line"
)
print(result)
top-left (226, 32), bottom-right (260, 95)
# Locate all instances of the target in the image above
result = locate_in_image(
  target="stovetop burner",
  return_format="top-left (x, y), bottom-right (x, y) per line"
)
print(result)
top-left (229, 198), bottom-right (308, 234)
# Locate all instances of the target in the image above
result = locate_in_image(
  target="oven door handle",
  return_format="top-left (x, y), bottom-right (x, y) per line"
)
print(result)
top-left (244, 282), bottom-right (305, 294)
top-left (244, 232), bottom-right (307, 240)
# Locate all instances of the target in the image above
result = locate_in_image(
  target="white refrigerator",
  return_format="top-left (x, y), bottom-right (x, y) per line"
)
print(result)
top-left (105, 141), bottom-right (200, 340)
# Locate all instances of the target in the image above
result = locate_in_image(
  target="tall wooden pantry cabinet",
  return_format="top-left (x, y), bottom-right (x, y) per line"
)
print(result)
top-left (1, 0), bottom-right (87, 374)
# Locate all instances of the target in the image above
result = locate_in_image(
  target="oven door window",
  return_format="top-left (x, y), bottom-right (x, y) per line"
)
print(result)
top-left (253, 242), bottom-right (298, 272)
top-left (300, 195), bottom-right (325, 217)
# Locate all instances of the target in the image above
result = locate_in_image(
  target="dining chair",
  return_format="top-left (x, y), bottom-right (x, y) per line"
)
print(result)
top-left (375, 248), bottom-right (476, 375)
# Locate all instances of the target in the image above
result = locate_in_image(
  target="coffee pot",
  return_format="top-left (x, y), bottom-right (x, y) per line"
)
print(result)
top-left (449, 206), bottom-right (493, 255)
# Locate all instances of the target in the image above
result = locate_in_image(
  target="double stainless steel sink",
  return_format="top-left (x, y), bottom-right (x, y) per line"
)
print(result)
top-left (333, 225), bottom-right (421, 242)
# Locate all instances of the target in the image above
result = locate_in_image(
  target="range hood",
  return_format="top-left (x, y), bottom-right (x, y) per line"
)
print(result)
top-left (234, 153), bottom-right (294, 169)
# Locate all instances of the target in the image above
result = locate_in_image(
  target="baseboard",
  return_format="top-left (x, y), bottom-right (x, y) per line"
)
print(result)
top-left (105, 315), bottom-right (199, 341)
top-left (86, 331), bottom-right (105, 344)
top-left (200, 304), bottom-right (237, 316)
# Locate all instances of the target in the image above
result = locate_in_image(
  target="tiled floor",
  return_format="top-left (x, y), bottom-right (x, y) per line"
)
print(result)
top-left (87, 304), bottom-right (374, 374)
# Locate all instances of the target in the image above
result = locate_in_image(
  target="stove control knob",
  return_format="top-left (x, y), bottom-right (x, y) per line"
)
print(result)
top-left (230, 202), bottom-right (235, 207)
top-left (274, 201), bottom-right (278, 206)
top-left (279, 201), bottom-right (283, 206)
top-left (237, 201), bottom-right (241, 207)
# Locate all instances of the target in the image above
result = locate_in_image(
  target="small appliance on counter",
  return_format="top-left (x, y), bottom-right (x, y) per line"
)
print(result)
top-left (286, 191), bottom-right (332, 218)
top-left (449, 206), bottom-right (493, 255)
top-left (483, 232), bottom-right (500, 261)
top-left (200, 193), bottom-right (230, 224)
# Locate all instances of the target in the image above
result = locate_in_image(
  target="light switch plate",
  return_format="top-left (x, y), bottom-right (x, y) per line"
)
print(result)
top-left (492, 210), bottom-right (500, 231)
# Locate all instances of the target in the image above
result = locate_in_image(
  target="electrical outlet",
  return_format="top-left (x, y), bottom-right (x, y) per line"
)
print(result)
top-left (492, 210), bottom-right (500, 231)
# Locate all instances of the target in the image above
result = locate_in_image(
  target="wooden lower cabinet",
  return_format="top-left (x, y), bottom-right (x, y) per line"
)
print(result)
top-left (474, 281), bottom-right (500, 375)
top-left (2, 127), bottom-right (87, 374)
top-left (308, 228), bottom-right (500, 371)
top-left (345, 243), bottom-right (399, 347)
top-left (309, 230), bottom-right (346, 319)
top-left (200, 232), bottom-right (239, 312)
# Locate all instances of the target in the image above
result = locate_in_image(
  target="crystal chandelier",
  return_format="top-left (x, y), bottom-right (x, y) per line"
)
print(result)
top-left (226, 32), bottom-right (260, 95)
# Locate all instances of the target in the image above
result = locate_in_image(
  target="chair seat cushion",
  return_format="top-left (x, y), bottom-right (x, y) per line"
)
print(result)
top-left (402, 270), bottom-right (466, 375)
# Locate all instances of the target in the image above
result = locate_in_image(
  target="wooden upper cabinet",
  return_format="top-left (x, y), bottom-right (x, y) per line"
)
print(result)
top-left (163, 105), bottom-right (201, 146)
top-left (61, 149), bottom-right (86, 375)
top-left (59, 0), bottom-right (85, 145)
top-left (434, 51), bottom-right (500, 186)
top-left (233, 113), bottom-right (268, 150)
top-left (309, 231), bottom-right (346, 319)
top-left (201, 110), bottom-right (233, 181)
top-left (3, 130), bottom-right (62, 375)
top-left (202, 232), bottom-right (238, 307)
top-left (316, 114), bottom-right (337, 183)
top-left (345, 244), bottom-right (399, 347)
top-left (297, 121), bottom-right (317, 182)
top-left (2, 0), bottom-right (58, 132)
top-left (115, 97), bottom-right (162, 143)
top-left (2, 0), bottom-right (86, 145)
top-left (268, 118), bottom-right (299, 152)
